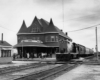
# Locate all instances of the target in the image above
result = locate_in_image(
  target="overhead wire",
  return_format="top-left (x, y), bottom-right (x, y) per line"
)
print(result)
top-left (67, 24), bottom-right (100, 32)
top-left (61, 0), bottom-right (100, 33)
top-left (0, 25), bottom-right (17, 33)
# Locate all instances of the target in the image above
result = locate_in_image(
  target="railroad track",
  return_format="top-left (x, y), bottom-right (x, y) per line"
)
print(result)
top-left (0, 63), bottom-right (47, 75)
top-left (15, 63), bottom-right (79, 80)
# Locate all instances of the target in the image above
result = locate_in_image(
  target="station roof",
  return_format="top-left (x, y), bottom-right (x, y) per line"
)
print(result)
top-left (17, 16), bottom-right (72, 40)
top-left (14, 41), bottom-right (47, 47)
top-left (43, 19), bottom-right (59, 33)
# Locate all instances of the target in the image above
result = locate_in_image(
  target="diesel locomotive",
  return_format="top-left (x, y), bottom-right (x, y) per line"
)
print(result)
top-left (56, 40), bottom-right (94, 61)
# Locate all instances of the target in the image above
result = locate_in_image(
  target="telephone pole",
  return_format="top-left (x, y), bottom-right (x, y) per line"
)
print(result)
top-left (95, 27), bottom-right (98, 61)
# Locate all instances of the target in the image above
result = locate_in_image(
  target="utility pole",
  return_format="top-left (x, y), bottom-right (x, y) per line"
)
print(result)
top-left (95, 27), bottom-right (98, 61)
top-left (62, 0), bottom-right (64, 30)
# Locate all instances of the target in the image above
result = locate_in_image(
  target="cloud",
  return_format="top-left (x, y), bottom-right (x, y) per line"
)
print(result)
top-left (62, 0), bottom-right (100, 22)
top-left (57, 0), bottom-right (100, 35)
top-left (68, 28), bottom-right (96, 49)
top-left (35, 0), bottom-right (74, 5)
top-left (74, 8), bottom-right (100, 23)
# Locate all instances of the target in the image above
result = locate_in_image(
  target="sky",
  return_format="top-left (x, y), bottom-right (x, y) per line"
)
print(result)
top-left (0, 0), bottom-right (100, 51)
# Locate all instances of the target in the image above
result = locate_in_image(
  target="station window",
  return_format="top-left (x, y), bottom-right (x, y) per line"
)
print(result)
top-left (45, 36), bottom-right (59, 42)
top-left (45, 36), bottom-right (49, 42)
top-left (51, 36), bottom-right (55, 42)
top-left (55, 36), bottom-right (58, 42)
top-left (1, 50), bottom-right (11, 57)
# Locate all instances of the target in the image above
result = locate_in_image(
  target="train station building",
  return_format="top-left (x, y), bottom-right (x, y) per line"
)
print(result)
top-left (14, 16), bottom-right (72, 58)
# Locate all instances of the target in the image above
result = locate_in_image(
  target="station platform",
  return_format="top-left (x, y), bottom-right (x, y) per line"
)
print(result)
top-left (54, 64), bottom-right (100, 80)
top-left (14, 57), bottom-right (56, 62)
top-left (0, 58), bottom-right (56, 69)
top-left (0, 60), bottom-right (39, 69)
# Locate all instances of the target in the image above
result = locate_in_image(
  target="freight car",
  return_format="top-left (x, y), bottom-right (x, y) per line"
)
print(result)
top-left (85, 48), bottom-right (94, 57)
top-left (56, 40), bottom-right (94, 61)
top-left (76, 44), bottom-right (94, 58)
top-left (76, 44), bottom-right (86, 58)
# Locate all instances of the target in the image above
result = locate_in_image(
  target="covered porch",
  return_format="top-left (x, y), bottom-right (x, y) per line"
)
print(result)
top-left (14, 40), bottom-right (59, 58)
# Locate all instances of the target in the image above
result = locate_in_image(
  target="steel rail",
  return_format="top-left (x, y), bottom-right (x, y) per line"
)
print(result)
top-left (0, 63), bottom-right (47, 75)
top-left (15, 63), bottom-right (79, 80)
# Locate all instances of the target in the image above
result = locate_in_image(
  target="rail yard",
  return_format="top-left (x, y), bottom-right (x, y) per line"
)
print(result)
top-left (0, 55), bottom-right (96, 80)
top-left (0, 61), bottom-right (61, 80)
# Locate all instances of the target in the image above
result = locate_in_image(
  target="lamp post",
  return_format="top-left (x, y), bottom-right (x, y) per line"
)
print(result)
top-left (22, 40), bottom-right (23, 59)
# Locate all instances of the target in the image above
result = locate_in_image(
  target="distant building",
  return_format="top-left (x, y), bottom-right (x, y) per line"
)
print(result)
top-left (14, 16), bottom-right (72, 58)
top-left (0, 34), bottom-right (12, 63)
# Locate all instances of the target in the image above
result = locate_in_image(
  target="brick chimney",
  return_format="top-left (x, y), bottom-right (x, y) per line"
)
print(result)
top-left (65, 32), bottom-right (68, 35)
top-left (1, 33), bottom-right (3, 43)
top-left (61, 29), bottom-right (63, 31)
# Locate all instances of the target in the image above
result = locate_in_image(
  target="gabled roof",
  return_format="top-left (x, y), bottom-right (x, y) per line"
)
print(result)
top-left (43, 19), bottom-right (59, 33)
top-left (17, 16), bottom-right (72, 40)
top-left (42, 19), bottom-right (71, 39)
top-left (0, 41), bottom-right (12, 47)
top-left (30, 16), bottom-right (42, 27)
top-left (18, 20), bottom-right (27, 33)
top-left (40, 18), bottom-right (49, 25)
top-left (39, 18), bottom-right (49, 31)
top-left (26, 16), bottom-right (42, 33)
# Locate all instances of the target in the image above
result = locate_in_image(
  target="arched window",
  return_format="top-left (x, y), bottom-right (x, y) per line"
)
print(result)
top-left (31, 27), bottom-right (40, 33)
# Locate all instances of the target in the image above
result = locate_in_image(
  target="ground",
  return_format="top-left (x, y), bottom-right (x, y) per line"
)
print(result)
top-left (54, 64), bottom-right (100, 80)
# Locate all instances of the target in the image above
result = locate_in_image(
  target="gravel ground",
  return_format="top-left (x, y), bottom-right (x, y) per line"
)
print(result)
top-left (0, 61), bottom-right (39, 68)
top-left (0, 64), bottom-right (62, 80)
top-left (54, 64), bottom-right (100, 80)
